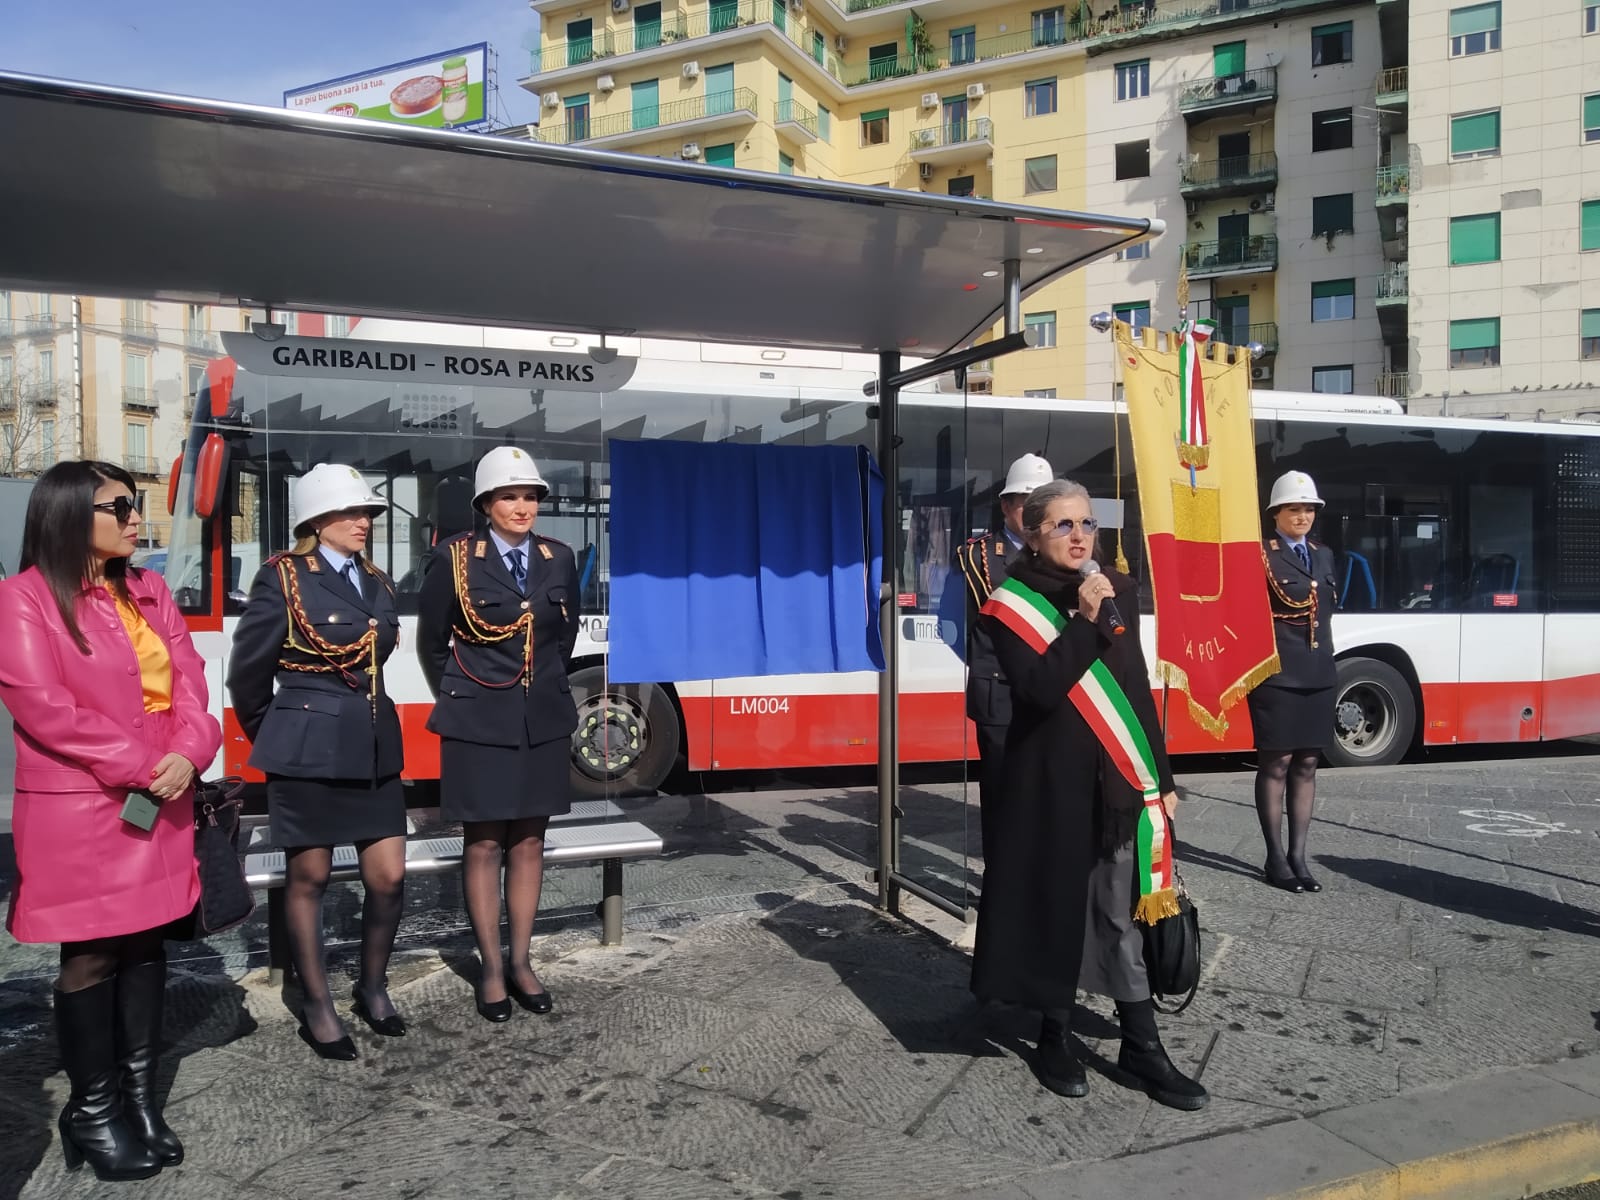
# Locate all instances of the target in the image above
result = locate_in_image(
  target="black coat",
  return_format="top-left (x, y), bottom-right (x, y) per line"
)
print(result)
top-left (1261, 537), bottom-right (1338, 690)
top-left (948, 531), bottom-right (1022, 727)
top-left (415, 532), bottom-right (581, 748)
top-left (970, 559), bottom-right (1174, 1013)
top-left (226, 551), bottom-right (405, 780)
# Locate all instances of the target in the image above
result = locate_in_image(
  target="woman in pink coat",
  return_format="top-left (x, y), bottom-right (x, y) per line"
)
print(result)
top-left (0, 460), bottom-right (221, 1183)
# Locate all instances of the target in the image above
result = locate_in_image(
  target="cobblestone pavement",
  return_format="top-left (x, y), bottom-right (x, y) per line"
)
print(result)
top-left (1, 750), bottom-right (1599, 1199)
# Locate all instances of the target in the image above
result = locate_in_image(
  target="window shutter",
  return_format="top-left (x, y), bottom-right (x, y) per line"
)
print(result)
top-left (1449, 318), bottom-right (1499, 351)
top-left (1312, 280), bottom-right (1354, 299)
top-left (1450, 213), bottom-right (1500, 264)
top-left (1448, 2), bottom-right (1500, 36)
top-left (1450, 110), bottom-right (1500, 154)
top-left (1584, 94), bottom-right (1600, 130)
top-left (861, 108), bottom-right (889, 123)
top-left (1585, 200), bottom-right (1600, 251)
top-left (1583, 309), bottom-right (1600, 340)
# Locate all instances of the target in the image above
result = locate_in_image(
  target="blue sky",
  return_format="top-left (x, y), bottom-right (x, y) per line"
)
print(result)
top-left (4, 0), bottom-right (544, 125)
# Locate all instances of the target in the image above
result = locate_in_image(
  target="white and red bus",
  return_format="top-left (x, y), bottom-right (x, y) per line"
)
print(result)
top-left (159, 320), bottom-right (1600, 795)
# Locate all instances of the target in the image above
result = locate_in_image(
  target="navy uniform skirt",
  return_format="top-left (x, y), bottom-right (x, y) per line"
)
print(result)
top-left (440, 736), bottom-right (574, 823)
top-left (1247, 683), bottom-right (1336, 753)
top-left (266, 775), bottom-right (407, 848)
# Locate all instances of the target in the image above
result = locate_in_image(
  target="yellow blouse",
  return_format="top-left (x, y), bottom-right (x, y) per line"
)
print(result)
top-left (113, 592), bottom-right (173, 713)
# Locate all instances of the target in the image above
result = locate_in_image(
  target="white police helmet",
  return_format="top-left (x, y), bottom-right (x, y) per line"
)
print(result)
top-left (1267, 470), bottom-right (1324, 510)
top-left (1000, 453), bottom-right (1054, 497)
top-left (474, 445), bottom-right (549, 510)
top-left (292, 463), bottom-right (386, 537)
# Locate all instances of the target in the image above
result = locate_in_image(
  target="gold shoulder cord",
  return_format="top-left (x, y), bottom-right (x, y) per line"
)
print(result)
top-left (1261, 545), bottom-right (1320, 650)
top-left (448, 539), bottom-right (534, 693)
top-left (276, 556), bottom-right (380, 714)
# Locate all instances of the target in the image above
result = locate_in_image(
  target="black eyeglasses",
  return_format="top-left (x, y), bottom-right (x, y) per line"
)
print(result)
top-left (93, 496), bottom-right (141, 524)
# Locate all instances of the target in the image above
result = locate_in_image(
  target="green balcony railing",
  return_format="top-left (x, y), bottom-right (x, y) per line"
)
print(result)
top-left (908, 116), bottom-right (993, 152)
top-left (1179, 66), bottom-right (1276, 111)
top-left (774, 98), bottom-right (818, 136)
top-left (1182, 235), bottom-right (1278, 273)
top-left (1376, 66), bottom-right (1408, 98)
top-left (536, 87), bottom-right (758, 144)
top-left (1376, 164), bottom-right (1410, 198)
top-left (1179, 151), bottom-right (1277, 190)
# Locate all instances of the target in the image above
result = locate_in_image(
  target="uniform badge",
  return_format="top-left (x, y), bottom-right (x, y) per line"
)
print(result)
top-left (474, 540), bottom-right (488, 559)
top-left (538, 544), bottom-right (553, 560)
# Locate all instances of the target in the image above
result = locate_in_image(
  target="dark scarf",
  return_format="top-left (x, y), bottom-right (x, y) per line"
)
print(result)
top-left (1004, 551), bottom-right (1147, 858)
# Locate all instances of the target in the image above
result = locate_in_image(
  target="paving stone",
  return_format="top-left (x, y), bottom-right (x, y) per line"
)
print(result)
top-left (1202, 935), bottom-right (1314, 998)
top-left (768, 1028), bottom-right (971, 1129)
top-left (1264, 910), bottom-right (1414, 956)
top-left (557, 1154), bottom-right (770, 1200)
top-left (533, 988), bottom-right (765, 1080)
top-left (1175, 987), bottom-right (1390, 1053)
top-left (790, 1127), bottom-right (1025, 1199)
top-left (1303, 949), bottom-right (1435, 1011)
top-left (1406, 924), bottom-right (1550, 973)
top-left (672, 1011), bottom-right (845, 1102)
top-left (1128, 1093), bottom-right (1296, 1154)
top-left (717, 953), bottom-right (864, 1017)
top-left (1200, 1030), bottom-right (1402, 1112)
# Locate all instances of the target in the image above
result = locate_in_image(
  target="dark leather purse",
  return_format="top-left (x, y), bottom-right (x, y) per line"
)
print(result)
top-left (1142, 870), bottom-right (1201, 1015)
top-left (168, 778), bottom-right (255, 939)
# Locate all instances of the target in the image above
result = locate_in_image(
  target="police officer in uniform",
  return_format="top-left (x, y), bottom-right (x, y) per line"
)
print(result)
top-left (416, 447), bottom-right (580, 1023)
top-left (227, 464), bottom-right (408, 1060)
top-left (949, 452), bottom-right (1054, 866)
top-left (1247, 470), bottom-right (1339, 895)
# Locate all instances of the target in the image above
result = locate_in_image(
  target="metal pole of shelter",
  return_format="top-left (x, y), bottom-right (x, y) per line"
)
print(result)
top-left (875, 349), bottom-right (901, 914)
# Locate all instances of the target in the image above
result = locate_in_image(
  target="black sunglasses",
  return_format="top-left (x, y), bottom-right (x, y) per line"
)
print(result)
top-left (93, 496), bottom-right (142, 524)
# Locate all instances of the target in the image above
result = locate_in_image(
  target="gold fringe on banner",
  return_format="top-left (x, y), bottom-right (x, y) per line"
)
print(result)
top-left (1157, 651), bottom-right (1283, 739)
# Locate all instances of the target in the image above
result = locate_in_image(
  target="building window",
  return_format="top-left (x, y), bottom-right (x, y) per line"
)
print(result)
top-left (860, 109), bottom-right (889, 146)
top-left (1113, 301), bottom-right (1152, 330)
top-left (818, 104), bottom-right (830, 142)
top-left (1585, 94), bottom-right (1600, 142)
top-left (1311, 108), bottom-right (1354, 151)
top-left (1114, 140), bottom-right (1150, 180)
top-left (564, 94), bottom-right (590, 142)
top-left (124, 419), bottom-right (148, 465)
top-left (1449, 2), bottom-right (1501, 57)
top-left (1312, 21), bottom-right (1353, 66)
top-left (1117, 241), bottom-right (1150, 261)
top-left (705, 143), bottom-right (736, 168)
top-left (950, 26), bottom-right (975, 65)
top-left (37, 295), bottom-right (51, 318)
top-left (186, 361), bottom-right (205, 405)
top-left (1450, 213), bottom-right (1501, 264)
top-left (1588, 1), bottom-right (1599, 34)
top-left (1023, 388), bottom-right (1058, 399)
top-left (1583, 309), bottom-right (1600, 360)
top-left (1026, 78), bottom-right (1058, 117)
top-left (1449, 317), bottom-right (1500, 367)
top-left (1312, 193), bottom-right (1355, 237)
top-left (1312, 366), bottom-right (1355, 394)
top-left (1032, 6), bottom-right (1066, 46)
top-left (1115, 59), bottom-right (1150, 101)
top-left (1584, 200), bottom-right (1600, 251)
top-left (1311, 279), bottom-right (1355, 322)
top-left (40, 418), bottom-right (55, 467)
top-left (778, 151), bottom-right (794, 175)
top-left (123, 351), bottom-right (147, 393)
top-left (0, 355), bottom-right (11, 391)
top-left (1024, 154), bottom-right (1058, 194)
top-left (1024, 311), bottom-right (1057, 348)
top-left (1450, 109), bottom-right (1501, 158)
top-left (948, 175), bottom-right (975, 197)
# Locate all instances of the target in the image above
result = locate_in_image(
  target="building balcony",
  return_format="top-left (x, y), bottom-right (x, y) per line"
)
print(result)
top-left (122, 386), bottom-right (158, 413)
top-left (184, 328), bottom-right (219, 353)
top-left (124, 455), bottom-right (161, 477)
top-left (0, 319), bottom-right (14, 340)
top-left (774, 98), bottom-right (818, 143)
top-left (122, 318), bottom-right (158, 343)
top-left (1376, 268), bottom-right (1408, 343)
top-left (22, 315), bottom-right (58, 339)
top-left (1227, 321), bottom-right (1278, 355)
top-left (1375, 66), bottom-right (1408, 117)
top-left (1178, 151), bottom-right (1277, 199)
top-left (1088, 0), bottom-right (1288, 47)
top-left (1182, 235), bottom-right (1277, 280)
top-left (535, 87), bottom-right (758, 147)
top-left (1376, 164), bottom-right (1409, 203)
top-left (1178, 67), bottom-right (1276, 121)
top-left (1376, 371), bottom-right (1411, 402)
top-left (908, 116), bottom-right (993, 163)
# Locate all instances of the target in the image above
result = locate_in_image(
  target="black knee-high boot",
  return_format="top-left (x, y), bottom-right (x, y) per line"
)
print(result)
top-left (1036, 1011), bottom-right (1088, 1098)
top-left (116, 959), bottom-right (184, 1164)
top-left (1116, 998), bottom-right (1208, 1111)
top-left (55, 980), bottom-right (164, 1181)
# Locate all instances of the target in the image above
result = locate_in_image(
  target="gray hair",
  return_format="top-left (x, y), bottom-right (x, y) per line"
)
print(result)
top-left (1022, 478), bottom-right (1092, 531)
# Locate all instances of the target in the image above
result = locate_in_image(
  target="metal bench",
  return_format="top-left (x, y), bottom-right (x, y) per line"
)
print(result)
top-left (241, 799), bottom-right (664, 984)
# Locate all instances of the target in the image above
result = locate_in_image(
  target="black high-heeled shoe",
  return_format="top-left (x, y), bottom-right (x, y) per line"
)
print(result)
top-left (298, 1023), bottom-right (359, 1061)
top-left (1263, 862), bottom-right (1304, 894)
top-left (1290, 863), bottom-right (1323, 893)
top-left (351, 984), bottom-right (407, 1037)
top-left (507, 976), bottom-right (554, 1015)
top-left (475, 983), bottom-right (513, 1024)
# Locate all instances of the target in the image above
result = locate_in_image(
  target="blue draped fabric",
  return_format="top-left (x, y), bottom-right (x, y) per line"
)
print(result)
top-left (607, 440), bottom-right (885, 683)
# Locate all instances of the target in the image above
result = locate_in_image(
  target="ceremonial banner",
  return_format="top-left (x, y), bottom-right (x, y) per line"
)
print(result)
top-left (1117, 318), bottom-right (1278, 736)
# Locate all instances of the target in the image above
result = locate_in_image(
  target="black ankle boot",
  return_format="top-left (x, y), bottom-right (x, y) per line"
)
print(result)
top-left (1116, 999), bottom-right (1208, 1111)
top-left (55, 981), bottom-right (164, 1181)
top-left (116, 960), bottom-right (184, 1165)
top-left (1036, 1014), bottom-right (1087, 1098)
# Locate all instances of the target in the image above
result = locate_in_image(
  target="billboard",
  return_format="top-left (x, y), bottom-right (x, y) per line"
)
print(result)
top-left (284, 44), bottom-right (491, 131)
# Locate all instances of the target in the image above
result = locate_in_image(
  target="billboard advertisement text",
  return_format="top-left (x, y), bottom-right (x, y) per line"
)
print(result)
top-left (284, 44), bottom-right (490, 131)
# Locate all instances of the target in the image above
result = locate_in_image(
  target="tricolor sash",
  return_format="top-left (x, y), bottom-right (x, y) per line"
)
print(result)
top-left (981, 576), bottom-right (1179, 924)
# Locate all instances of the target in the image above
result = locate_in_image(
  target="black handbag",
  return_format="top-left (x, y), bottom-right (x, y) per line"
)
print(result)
top-left (169, 777), bottom-right (255, 939)
top-left (1142, 871), bottom-right (1201, 1015)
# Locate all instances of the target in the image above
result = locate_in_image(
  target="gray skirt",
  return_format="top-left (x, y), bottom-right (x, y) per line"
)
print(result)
top-left (1078, 841), bottom-right (1151, 1003)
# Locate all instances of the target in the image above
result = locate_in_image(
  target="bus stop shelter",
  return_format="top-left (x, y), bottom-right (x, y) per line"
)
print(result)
top-left (0, 70), bottom-right (1163, 919)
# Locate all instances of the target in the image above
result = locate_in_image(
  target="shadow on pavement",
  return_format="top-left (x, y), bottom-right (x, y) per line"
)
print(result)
top-left (1320, 855), bottom-right (1600, 938)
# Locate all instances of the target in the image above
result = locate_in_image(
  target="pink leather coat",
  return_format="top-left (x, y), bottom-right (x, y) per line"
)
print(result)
top-left (1, 565), bottom-right (223, 942)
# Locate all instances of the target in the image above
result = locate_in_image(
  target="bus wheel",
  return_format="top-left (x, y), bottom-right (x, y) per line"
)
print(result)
top-left (568, 667), bottom-right (681, 798)
top-left (1325, 658), bottom-right (1415, 768)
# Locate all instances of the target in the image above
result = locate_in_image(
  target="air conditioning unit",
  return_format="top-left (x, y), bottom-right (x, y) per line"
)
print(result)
top-left (682, 61), bottom-right (701, 79)
top-left (1249, 196), bottom-right (1264, 212)
top-left (597, 74), bottom-right (615, 93)
top-left (919, 163), bottom-right (934, 180)
top-left (921, 91), bottom-right (939, 109)
top-left (612, 0), bottom-right (630, 11)
top-left (835, 35), bottom-right (848, 53)
top-left (965, 82), bottom-right (985, 100)
top-left (1250, 365), bottom-right (1272, 382)
top-left (681, 141), bottom-right (701, 159)
top-left (1184, 198), bottom-right (1199, 216)
top-left (542, 91), bottom-right (561, 109)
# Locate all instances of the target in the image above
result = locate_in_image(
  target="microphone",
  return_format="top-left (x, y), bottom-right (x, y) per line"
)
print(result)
top-left (1081, 559), bottom-right (1126, 636)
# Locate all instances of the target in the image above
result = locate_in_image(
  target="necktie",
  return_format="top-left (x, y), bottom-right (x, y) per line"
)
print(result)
top-left (341, 560), bottom-right (362, 600)
top-left (508, 547), bottom-right (527, 591)
top-left (1294, 543), bottom-right (1310, 572)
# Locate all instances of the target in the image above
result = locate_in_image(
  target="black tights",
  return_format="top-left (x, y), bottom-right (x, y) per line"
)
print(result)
top-left (58, 927), bottom-right (166, 993)
top-left (1254, 750), bottom-right (1319, 874)
top-left (462, 817), bottom-right (551, 1004)
top-left (285, 837), bottom-right (406, 1043)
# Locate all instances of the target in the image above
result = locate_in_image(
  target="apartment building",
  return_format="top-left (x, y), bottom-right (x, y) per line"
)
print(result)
top-left (0, 293), bottom-right (248, 545)
top-left (1379, 0), bottom-right (1600, 420)
top-left (517, 0), bottom-right (1386, 399)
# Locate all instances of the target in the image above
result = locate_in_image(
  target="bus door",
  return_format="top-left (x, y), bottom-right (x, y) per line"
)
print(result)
top-left (1455, 481), bottom-right (1543, 744)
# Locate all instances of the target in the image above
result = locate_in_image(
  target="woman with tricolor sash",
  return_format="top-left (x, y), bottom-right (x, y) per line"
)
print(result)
top-left (973, 479), bottom-right (1208, 1112)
